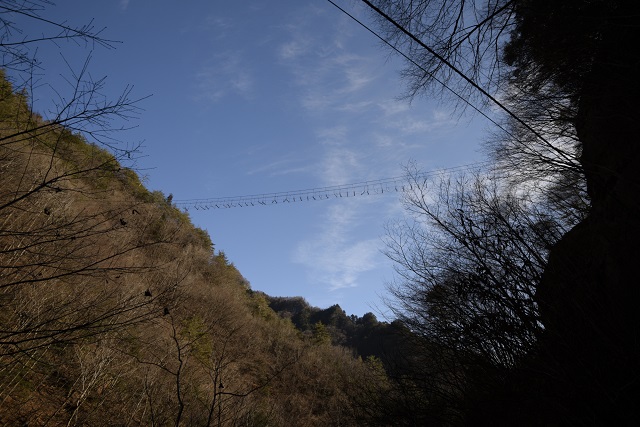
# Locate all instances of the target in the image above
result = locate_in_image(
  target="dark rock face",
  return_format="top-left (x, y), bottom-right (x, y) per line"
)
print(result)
top-left (538, 217), bottom-right (640, 423)
top-left (534, 5), bottom-right (640, 422)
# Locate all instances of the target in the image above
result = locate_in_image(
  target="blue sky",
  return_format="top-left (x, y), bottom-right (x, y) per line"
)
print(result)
top-left (14, 0), bottom-right (489, 316)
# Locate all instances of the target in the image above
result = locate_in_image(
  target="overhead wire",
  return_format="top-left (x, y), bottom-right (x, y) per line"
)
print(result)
top-left (177, 0), bottom-right (572, 211)
top-left (353, 0), bottom-right (544, 142)
top-left (171, 2), bottom-right (503, 211)
top-left (352, 0), bottom-right (579, 167)
top-left (324, 0), bottom-right (515, 141)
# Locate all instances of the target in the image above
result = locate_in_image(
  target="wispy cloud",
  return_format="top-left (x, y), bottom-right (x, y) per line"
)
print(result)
top-left (384, 109), bottom-right (457, 135)
top-left (279, 38), bottom-right (311, 60)
top-left (337, 101), bottom-right (374, 113)
top-left (293, 55), bottom-right (377, 112)
top-left (293, 205), bottom-right (381, 291)
top-left (337, 56), bottom-right (376, 94)
top-left (301, 93), bottom-right (331, 111)
top-left (322, 147), bottom-right (361, 186)
top-left (195, 52), bottom-right (254, 102)
top-left (277, 2), bottom-right (456, 299)
top-left (316, 126), bottom-right (348, 145)
top-left (205, 16), bottom-right (233, 31)
top-left (277, 13), bottom-right (378, 113)
top-left (378, 100), bottom-right (410, 116)
top-left (373, 133), bottom-right (394, 148)
top-left (313, 126), bottom-right (364, 185)
top-left (119, 0), bottom-right (130, 11)
top-left (246, 157), bottom-right (312, 177)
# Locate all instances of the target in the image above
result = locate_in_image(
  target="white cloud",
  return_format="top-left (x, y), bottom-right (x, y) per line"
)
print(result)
top-left (328, 58), bottom-right (376, 95)
top-left (275, 2), bottom-right (453, 296)
top-left (294, 62), bottom-right (374, 112)
top-left (230, 73), bottom-right (252, 94)
top-left (378, 100), bottom-right (410, 116)
top-left (312, 126), bottom-right (364, 185)
top-left (277, 16), bottom-right (378, 113)
top-left (337, 101), bottom-right (374, 113)
top-left (301, 93), bottom-right (331, 111)
top-left (383, 109), bottom-right (457, 135)
top-left (246, 157), bottom-right (312, 177)
top-left (206, 16), bottom-right (233, 31)
top-left (322, 147), bottom-right (361, 186)
top-left (195, 52), bottom-right (254, 102)
top-left (316, 126), bottom-right (348, 145)
top-left (293, 205), bottom-right (381, 291)
top-left (373, 133), bottom-right (395, 148)
top-left (397, 118), bottom-right (437, 134)
top-left (279, 39), bottom-right (310, 60)
top-left (433, 109), bottom-right (451, 122)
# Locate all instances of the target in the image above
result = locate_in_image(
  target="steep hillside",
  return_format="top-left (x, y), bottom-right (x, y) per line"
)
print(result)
top-left (0, 72), bottom-right (388, 426)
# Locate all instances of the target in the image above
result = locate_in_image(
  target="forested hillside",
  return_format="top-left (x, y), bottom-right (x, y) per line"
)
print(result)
top-left (0, 72), bottom-right (392, 426)
top-left (3, 1), bottom-right (639, 425)
top-left (265, 296), bottom-right (407, 362)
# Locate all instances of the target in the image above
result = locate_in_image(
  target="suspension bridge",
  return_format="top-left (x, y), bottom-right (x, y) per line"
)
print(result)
top-left (173, 162), bottom-right (489, 210)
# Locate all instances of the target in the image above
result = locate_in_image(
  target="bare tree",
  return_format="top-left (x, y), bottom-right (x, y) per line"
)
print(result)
top-left (368, 1), bottom-right (640, 421)
top-left (385, 167), bottom-right (566, 366)
top-left (382, 164), bottom-right (582, 422)
top-left (0, 0), bottom-right (166, 364)
top-left (366, 0), bottom-right (515, 101)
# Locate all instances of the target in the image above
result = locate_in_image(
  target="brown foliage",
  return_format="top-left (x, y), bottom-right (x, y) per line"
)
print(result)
top-left (0, 71), bottom-right (384, 426)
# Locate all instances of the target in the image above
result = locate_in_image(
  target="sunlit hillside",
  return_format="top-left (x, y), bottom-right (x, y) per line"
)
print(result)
top-left (4, 0), bottom-right (638, 424)
top-left (0, 72), bottom-right (392, 426)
